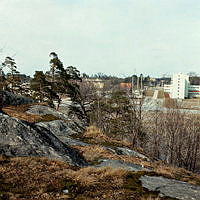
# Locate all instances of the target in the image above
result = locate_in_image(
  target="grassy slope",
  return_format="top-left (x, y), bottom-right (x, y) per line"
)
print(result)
top-left (1, 105), bottom-right (200, 199)
top-left (73, 126), bottom-right (200, 186)
top-left (0, 156), bottom-right (176, 200)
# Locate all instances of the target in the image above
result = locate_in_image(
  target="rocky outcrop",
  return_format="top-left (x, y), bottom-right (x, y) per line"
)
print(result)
top-left (27, 105), bottom-right (68, 119)
top-left (0, 114), bottom-right (86, 167)
top-left (35, 120), bottom-right (90, 147)
top-left (36, 120), bottom-right (89, 147)
top-left (28, 105), bottom-right (86, 132)
top-left (36, 119), bottom-right (84, 136)
top-left (110, 147), bottom-right (150, 161)
top-left (36, 120), bottom-right (79, 136)
top-left (140, 175), bottom-right (200, 200)
top-left (95, 159), bottom-right (149, 172)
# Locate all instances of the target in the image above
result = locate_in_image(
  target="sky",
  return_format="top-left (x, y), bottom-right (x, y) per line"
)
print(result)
top-left (0, 0), bottom-right (200, 77)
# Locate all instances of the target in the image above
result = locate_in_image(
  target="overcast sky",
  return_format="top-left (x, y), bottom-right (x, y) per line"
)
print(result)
top-left (0, 0), bottom-right (200, 77)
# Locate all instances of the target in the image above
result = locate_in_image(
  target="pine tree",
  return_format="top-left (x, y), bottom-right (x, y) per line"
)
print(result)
top-left (49, 52), bottom-right (86, 117)
top-left (0, 67), bottom-right (6, 90)
top-left (30, 71), bottom-right (59, 106)
top-left (2, 57), bottom-right (21, 93)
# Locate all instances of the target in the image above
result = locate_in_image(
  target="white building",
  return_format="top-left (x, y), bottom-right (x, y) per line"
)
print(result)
top-left (188, 85), bottom-right (200, 98)
top-left (164, 73), bottom-right (200, 99)
top-left (171, 74), bottom-right (189, 99)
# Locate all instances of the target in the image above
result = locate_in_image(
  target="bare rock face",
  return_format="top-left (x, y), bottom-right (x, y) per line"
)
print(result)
top-left (27, 105), bottom-right (86, 133)
top-left (36, 120), bottom-right (82, 136)
top-left (111, 147), bottom-right (150, 161)
top-left (27, 105), bottom-right (68, 119)
top-left (27, 104), bottom-right (89, 147)
top-left (0, 114), bottom-right (86, 167)
top-left (95, 159), bottom-right (149, 172)
top-left (140, 175), bottom-right (200, 200)
top-left (36, 120), bottom-right (90, 147)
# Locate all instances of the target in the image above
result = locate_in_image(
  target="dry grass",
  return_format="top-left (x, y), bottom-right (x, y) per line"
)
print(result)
top-left (75, 126), bottom-right (200, 186)
top-left (164, 98), bottom-right (200, 110)
top-left (83, 125), bottom-right (132, 147)
top-left (2, 103), bottom-right (60, 123)
top-left (0, 156), bottom-right (76, 199)
top-left (140, 197), bottom-right (161, 200)
top-left (0, 156), bottom-right (130, 200)
top-left (0, 156), bottom-right (126, 198)
top-left (74, 145), bottom-right (151, 168)
top-left (155, 165), bottom-right (200, 185)
top-left (74, 144), bottom-right (200, 187)
top-left (3, 104), bottom-right (41, 123)
top-left (83, 125), bottom-right (112, 140)
top-left (74, 145), bottom-right (111, 162)
top-left (182, 98), bottom-right (200, 110)
top-left (66, 166), bottom-right (127, 187)
top-left (144, 90), bottom-right (154, 97)
top-left (0, 156), bottom-right (183, 200)
top-left (157, 90), bottom-right (164, 99)
top-left (155, 165), bottom-right (185, 177)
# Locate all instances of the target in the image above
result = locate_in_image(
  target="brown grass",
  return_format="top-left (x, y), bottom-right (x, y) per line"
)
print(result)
top-left (144, 90), bottom-right (154, 97)
top-left (74, 144), bottom-right (200, 187)
top-left (0, 156), bottom-right (76, 199)
top-left (182, 98), bottom-right (200, 110)
top-left (0, 156), bottom-right (189, 200)
top-left (155, 165), bottom-right (200, 185)
top-left (76, 126), bottom-right (200, 186)
top-left (2, 103), bottom-right (60, 123)
top-left (0, 156), bottom-right (129, 200)
top-left (66, 166), bottom-right (127, 187)
top-left (84, 125), bottom-right (110, 139)
top-left (140, 197), bottom-right (161, 200)
top-left (157, 90), bottom-right (164, 99)
top-left (74, 145), bottom-right (111, 162)
top-left (83, 125), bottom-right (132, 147)
top-left (74, 145), bottom-right (151, 167)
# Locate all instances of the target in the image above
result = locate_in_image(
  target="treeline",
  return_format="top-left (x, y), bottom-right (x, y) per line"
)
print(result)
top-left (82, 73), bottom-right (155, 87)
top-left (146, 109), bottom-right (200, 172)
top-left (90, 89), bottom-right (200, 172)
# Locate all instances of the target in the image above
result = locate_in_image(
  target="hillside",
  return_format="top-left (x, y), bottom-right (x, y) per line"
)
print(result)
top-left (1, 103), bottom-right (200, 199)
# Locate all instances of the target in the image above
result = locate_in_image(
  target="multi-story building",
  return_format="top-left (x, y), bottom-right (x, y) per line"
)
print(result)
top-left (83, 78), bottom-right (105, 89)
top-left (171, 74), bottom-right (189, 99)
top-left (164, 73), bottom-right (200, 99)
top-left (188, 85), bottom-right (200, 98)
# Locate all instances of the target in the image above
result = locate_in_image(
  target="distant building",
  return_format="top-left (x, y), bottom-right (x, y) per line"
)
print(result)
top-left (164, 73), bottom-right (200, 99)
top-left (188, 85), bottom-right (200, 98)
top-left (5, 73), bottom-right (31, 83)
top-left (171, 74), bottom-right (189, 99)
top-left (84, 78), bottom-right (105, 89)
top-left (119, 83), bottom-right (132, 89)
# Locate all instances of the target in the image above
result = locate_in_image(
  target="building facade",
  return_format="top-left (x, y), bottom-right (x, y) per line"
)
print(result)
top-left (164, 73), bottom-right (200, 99)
